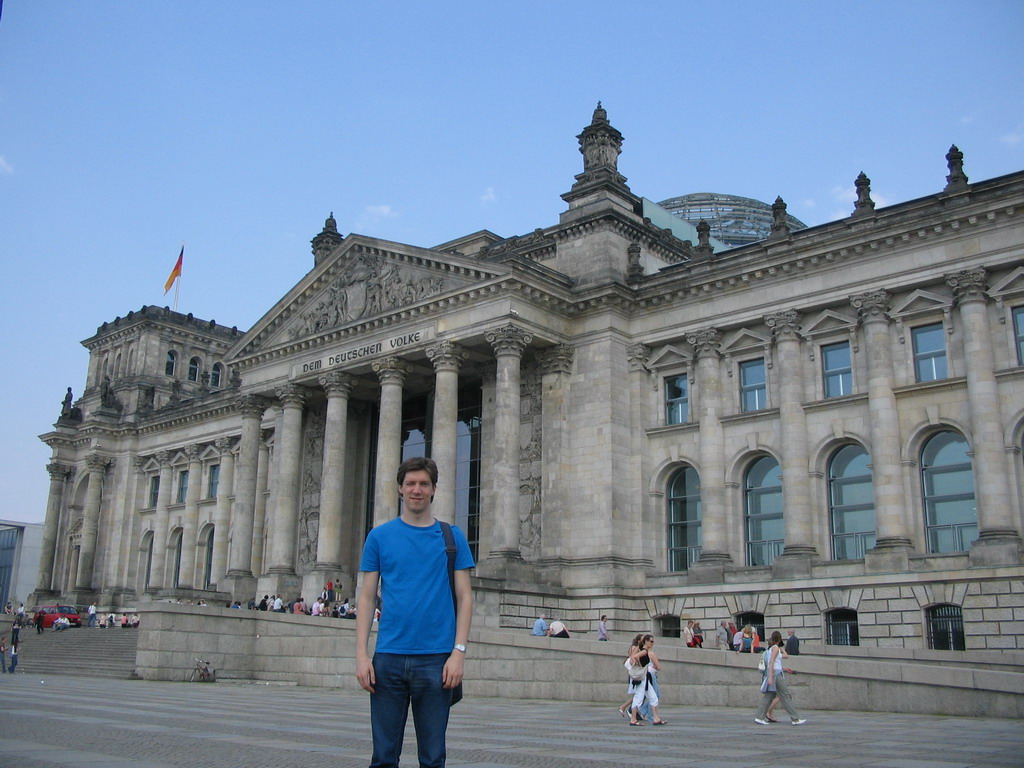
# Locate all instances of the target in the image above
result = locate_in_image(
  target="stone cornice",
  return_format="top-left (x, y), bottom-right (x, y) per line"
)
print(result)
top-left (634, 180), bottom-right (1022, 308)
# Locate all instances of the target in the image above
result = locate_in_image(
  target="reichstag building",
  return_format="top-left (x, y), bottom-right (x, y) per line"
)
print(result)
top-left (35, 106), bottom-right (1024, 652)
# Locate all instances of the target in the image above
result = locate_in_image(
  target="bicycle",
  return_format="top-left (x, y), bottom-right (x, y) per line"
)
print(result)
top-left (189, 658), bottom-right (216, 683)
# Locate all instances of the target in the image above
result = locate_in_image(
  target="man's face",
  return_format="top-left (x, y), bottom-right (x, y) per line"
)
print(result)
top-left (399, 469), bottom-right (435, 514)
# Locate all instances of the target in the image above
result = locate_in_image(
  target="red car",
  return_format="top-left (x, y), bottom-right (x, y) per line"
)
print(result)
top-left (32, 605), bottom-right (82, 629)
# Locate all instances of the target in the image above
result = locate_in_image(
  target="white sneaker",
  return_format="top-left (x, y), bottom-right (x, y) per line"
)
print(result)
top-left (754, 718), bottom-right (770, 725)
top-left (791, 719), bottom-right (807, 726)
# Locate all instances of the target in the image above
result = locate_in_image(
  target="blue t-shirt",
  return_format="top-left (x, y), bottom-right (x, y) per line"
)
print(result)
top-left (359, 517), bottom-right (474, 654)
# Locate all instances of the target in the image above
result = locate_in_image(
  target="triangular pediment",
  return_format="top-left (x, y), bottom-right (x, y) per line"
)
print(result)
top-left (989, 266), bottom-right (1024, 300)
top-left (889, 289), bottom-right (950, 320)
top-left (231, 235), bottom-right (508, 359)
top-left (801, 309), bottom-right (858, 340)
top-left (720, 328), bottom-right (770, 355)
top-left (647, 344), bottom-right (692, 370)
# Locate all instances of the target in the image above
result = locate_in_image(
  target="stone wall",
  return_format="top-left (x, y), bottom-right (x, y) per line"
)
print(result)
top-left (133, 604), bottom-right (1024, 719)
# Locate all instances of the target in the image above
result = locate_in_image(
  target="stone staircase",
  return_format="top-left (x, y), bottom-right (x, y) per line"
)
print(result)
top-left (11, 626), bottom-right (139, 679)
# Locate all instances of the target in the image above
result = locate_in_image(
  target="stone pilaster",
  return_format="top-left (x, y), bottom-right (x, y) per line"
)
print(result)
top-left (35, 462), bottom-right (73, 598)
top-left (482, 324), bottom-right (532, 569)
top-left (316, 372), bottom-right (353, 571)
top-left (372, 357), bottom-right (413, 527)
top-left (225, 396), bottom-right (268, 588)
top-left (947, 269), bottom-right (1023, 564)
top-left (426, 341), bottom-right (466, 524)
top-left (686, 328), bottom-right (732, 582)
top-left (851, 291), bottom-right (911, 572)
top-left (539, 344), bottom-right (575, 561)
top-left (176, 443), bottom-right (203, 588)
top-left (148, 451), bottom-right (174, 591)
top-left (267, 385), bottom-right (308, 576)
top-left (766, 310), bottom-right (817, 577)
top-left (251, 432), bottom-right (271, 577)
top-left (210, 437), bottom-right (235, 588)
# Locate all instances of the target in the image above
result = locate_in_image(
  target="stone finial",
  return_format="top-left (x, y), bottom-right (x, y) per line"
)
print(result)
top-left (769, 196), bottom-right (790, 238)
top-left (694, 219), bottom-right (714, 258)
top-left (577, 102), bottom-right (623, 173)
top-left (311, 211), bottom-right (344, 266)
top-left (852, 172), bottom-right (875, 217)
top-left (626, 242), bottom-right (644, 283)
top-left (944, 144), bottom-right (969, 193)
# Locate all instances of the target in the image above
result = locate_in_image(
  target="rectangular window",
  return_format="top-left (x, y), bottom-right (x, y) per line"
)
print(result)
top-left (912, 323), bottom-right (948, 382)
top-left (148, 476), bottom-right (160, 508)
top-left (207, 464), bottom-right (220, 499)
top-left (665, 374), bottom-right (689, 425)
top-left (176, 469), bottom-right (189, 504)
top-left (822, 341), bottom-right (852, 398)
top-left (1014, 306), bottom-right (1024, 366)
top-left (740, 358), bottom-right (767, 412)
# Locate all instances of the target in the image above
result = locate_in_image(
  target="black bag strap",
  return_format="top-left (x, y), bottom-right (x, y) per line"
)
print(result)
top-left (439, 521), bottom-right (457, 617)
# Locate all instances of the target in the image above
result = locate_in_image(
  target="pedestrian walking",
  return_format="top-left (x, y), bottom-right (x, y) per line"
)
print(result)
top-left (754, 631), bottom-right (806, 726)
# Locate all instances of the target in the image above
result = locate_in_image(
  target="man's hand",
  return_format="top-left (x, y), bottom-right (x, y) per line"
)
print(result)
top-left (356, 654), bottom-right (376, 693)
top-left (441, 651), bottom-right (465, 689)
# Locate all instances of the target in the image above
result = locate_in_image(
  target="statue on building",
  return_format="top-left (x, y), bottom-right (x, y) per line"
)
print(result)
top-left (99, 376), bottom-right (121, 410)
top-left (59, 387), bottom-right (82, 421)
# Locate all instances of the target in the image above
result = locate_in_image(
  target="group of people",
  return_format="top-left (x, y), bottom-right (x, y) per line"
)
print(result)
top-left (84, 604), bottom-right (140, 630)
top-left (530, 614), bottom-right (570, 638)
top-left (251, 593), bottom-right (359, 620)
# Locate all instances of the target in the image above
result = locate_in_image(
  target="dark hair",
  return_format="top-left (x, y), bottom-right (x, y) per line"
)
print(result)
top-left (770, 630), bottom-right (783, 646)
top-left (396, 456), bottom-right (438, 486)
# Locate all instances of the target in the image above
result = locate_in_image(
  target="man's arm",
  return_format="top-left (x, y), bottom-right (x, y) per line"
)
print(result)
top-left (354, 571), bottom-right (379, 693)
top-left (442, 569), bottom-right (473, 689)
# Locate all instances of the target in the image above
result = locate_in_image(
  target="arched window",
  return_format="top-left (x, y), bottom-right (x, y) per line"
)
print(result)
top-left (171, 530), bottom-right (183, 588)
top-left (667, 465), bottom-right (702, 571)
top-left (165, 351), bottom-right (177, 377)
top-left (745, 456), bottom-right (783, 566)
top-left (735, 612), bottom-right (765, 644)
top-left (825, 608), bottom-right (860, 646)
top-left (829, 445), bottom-right (876, 560)
top-left (657, 615), bottom-right (681, 638)
top-left (203, 529), bottom-right (215, 590)
top-left (926, 604), bottom-right (965, 650)
top-left (142, 534), bottom-right (154, 591)
top-left (210, 363), bottom-right (223, 388)
top-left (188, 356), bottom-right (201, 382)
top-left (114, 353), bottom-right (122, 377)
top-left (921, 431), bottom-right (977, 553)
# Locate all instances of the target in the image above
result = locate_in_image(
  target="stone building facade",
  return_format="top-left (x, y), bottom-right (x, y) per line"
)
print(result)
top-left (35, 106), bottom-right (1024, 651)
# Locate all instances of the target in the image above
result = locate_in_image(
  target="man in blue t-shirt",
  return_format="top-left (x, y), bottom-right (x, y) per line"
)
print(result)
top-left (356, 456), bottom-right (474, 768)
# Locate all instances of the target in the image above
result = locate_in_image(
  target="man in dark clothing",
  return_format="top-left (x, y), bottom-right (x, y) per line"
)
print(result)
top-left (785, 629), bottom-right (800, 655)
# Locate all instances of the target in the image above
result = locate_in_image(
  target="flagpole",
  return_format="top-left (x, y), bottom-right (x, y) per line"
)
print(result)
top-left (173, 241), bottom-right (183, 312)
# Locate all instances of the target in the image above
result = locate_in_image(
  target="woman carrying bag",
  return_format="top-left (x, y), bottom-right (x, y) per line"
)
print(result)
top-left (754, 631), bottom-right (807, 726)
top-left (627, 634), bottom-right (667, 726)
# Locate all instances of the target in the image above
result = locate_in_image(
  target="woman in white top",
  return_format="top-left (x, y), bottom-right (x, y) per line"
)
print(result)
top-left (754, 631), bottom-right (806, 725)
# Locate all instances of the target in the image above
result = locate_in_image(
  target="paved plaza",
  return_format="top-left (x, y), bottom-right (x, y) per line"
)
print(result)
top-left (0, 674), bottom-right (1020, 768)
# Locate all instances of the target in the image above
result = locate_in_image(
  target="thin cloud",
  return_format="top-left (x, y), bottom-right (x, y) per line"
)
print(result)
top-left (480, 187), bottom-right (497, 204)
top-left (999, 128), bottom-right (1024, 146)
top-left (0, 155), bottom-right (13, 174)
top-left (353, 204), bottom-right (398, 233)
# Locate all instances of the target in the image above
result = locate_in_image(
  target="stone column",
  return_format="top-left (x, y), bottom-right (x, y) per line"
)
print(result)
top-left (251, 433), bottom-right (271, 576)
top-left (372, 357), bottom-right (412, 527)
top-left (210, 437), bottom-right (235, 587)
top-left (36, 463), bottom-right (73, 596)
top-left (766, 310), bottom-right (817, 576)
top-left (316, 372), bottom-right (353, 571)
top-left (687, 328), bottom-right (733, 581)
top-left (539, 344), bottom-right (575, 559)
top-left (426, 341), bottom-right (466, 524)
top-left (851, 291), bottom-right (911, 571)
top-left (946, 269), bottom-right (1023, 564)
top-left (176, 444), bottom-right (203, 588)
top-left (148, 451), bottom-right (174, 590)
top-left (267, 385), bottom-right (308, 576)
top-left (75, 454), bottom-right (111, 591)
top-left (226, 396), bottom-right (268, 580)
top-left (484, 324), bottom-right (532, 563)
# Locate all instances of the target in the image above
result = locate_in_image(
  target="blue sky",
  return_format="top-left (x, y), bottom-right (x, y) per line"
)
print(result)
top-left (2, 1), bottom-right (1022, 524)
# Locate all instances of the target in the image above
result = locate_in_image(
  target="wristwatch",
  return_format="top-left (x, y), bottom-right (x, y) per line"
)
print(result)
top-left (453, 643), bottom-right (467, 653)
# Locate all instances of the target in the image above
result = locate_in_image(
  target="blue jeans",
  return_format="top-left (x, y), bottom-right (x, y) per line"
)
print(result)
top-left (370, 653), bottom-right (451, 768)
